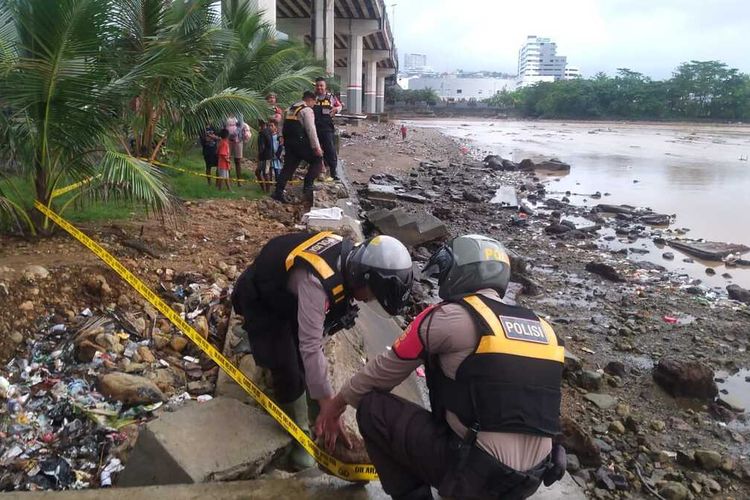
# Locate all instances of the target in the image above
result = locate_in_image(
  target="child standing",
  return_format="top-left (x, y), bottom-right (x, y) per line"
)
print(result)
top-left (199, 124), bottom-right (218, 185)
top-left (256, 121), bottom-right (274, 193)
top-left (400, 123), bottom-right (408, 141)
top-left (217, 128), bottom-right (232, 191)
top-left (269, 121), bottom-right (283, 182)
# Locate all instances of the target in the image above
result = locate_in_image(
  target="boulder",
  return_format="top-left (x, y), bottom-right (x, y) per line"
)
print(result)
top-left (585, 262), bottom-right (624, 282)
top-left (727, 284), bottom-right (750, 305)
top-left (23, 265), bottom-right (50, 280)
top-left (462, 190), bottom-right (482, 203)
top-left (584, 393), bottom-right (617, 410)
top-left (85, 274), bottom-right (112, 297)
top-left (694, 449), bottom-right (722, 471)
top-left (537, 159), bottom-right (571, 172)
top-left (518, 159), bottom-right (535, 171)
top-left (659, 481), bottom-right (690, 500)
top-left (99, 372), bottom-right (166, 405)
top-left (653, 358), bottom-right (718, 399)
top-left (560, 417), bottom-right (601, 467)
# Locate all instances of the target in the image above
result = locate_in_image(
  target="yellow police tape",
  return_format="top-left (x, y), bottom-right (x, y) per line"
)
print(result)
top-left (33, 200), bottom-right (378, 483)
top-left (50, 175), bottom-right (102, 199)
top-left (142, 157), bottom-right (302, 185)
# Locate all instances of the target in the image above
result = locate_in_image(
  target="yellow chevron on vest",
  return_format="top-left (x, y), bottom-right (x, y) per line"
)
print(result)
top-left (285, 104), bottom-right (305, 121)
top-left (463, 295), bottom-right (564, 363)
top-left (332, 283), bottom-right (345, 303)
top-left (285, 232), bottom-right (342, 279)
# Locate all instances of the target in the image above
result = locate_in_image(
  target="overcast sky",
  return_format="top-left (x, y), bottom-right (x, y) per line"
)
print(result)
top-left (390, 0), bottom-right (750, 78)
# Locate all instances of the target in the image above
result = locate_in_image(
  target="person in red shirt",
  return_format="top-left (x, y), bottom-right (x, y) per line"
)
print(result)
top-left (216, 128), bottom-right (232, 191)
top-left (400, 123), bottom-right (408, 141)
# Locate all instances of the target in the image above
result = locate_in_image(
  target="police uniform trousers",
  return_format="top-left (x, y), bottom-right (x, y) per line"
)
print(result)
top-left (233, 267), bottom-right (307, 404)
top-left (275, 142), bottom-right (324, 196)
top-left (316, 129), bottom-right (338, 178)
top-left (357, 392), bottom-right (550, 500)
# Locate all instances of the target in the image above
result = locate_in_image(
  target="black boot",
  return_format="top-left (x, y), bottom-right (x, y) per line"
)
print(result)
top-left (393, 484), bottom-right (434, 500)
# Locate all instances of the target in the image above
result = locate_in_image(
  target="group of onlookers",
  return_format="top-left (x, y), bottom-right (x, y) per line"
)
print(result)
top-left (199, 77), bottom-right (343, 198)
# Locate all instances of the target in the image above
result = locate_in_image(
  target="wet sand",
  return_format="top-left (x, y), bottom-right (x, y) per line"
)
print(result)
top-left (407, 119), bottom-right (750, 288)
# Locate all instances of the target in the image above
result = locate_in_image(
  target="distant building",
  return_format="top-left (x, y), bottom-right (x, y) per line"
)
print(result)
top-left (517, 36), bottom-right (578, 87)
top-left (564, 66), bottom-right (581, 79)
top-left (404, 76), bottom-right (516, 101)
top-left (404, 53), bottom-right (427, 70)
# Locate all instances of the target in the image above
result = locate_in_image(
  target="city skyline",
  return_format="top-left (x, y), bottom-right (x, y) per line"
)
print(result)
top-left (391, 0), bottom-right (750, 79)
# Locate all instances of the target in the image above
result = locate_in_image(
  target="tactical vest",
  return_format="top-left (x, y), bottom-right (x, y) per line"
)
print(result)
top-left (282, 103), bottom-right (309, 150)
top-left (394, 294), bottom-right (563, 437)
top-left (246, 232), bottom-right (351, 333)
top-left (313, 93), bottom-right (335, 131)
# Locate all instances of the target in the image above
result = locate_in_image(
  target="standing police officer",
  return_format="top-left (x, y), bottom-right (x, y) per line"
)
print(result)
top-left (273, 91), bottom-right (324, 203)
top-left (316, 235), bottom-right (567, 499)
top-left (313, 77), bottom-right (343, 181)
top-left (231, 231), bottom-right (413, 470)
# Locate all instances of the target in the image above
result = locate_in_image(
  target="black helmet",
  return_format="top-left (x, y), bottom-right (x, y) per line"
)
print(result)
top-left (422, 234), bottom-right (510, 300)
top-left (345, 235), bottom-right (413, 315)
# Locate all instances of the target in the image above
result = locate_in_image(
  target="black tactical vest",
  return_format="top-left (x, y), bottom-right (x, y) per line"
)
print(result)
top-left (234, 232), bottom-right (352, 334)
top-left (282, 103), bottom-right (309, 150)
top-left (313, 93), bottom-right (335, 132)
top-left (427, 294), bottom-right (564, 437)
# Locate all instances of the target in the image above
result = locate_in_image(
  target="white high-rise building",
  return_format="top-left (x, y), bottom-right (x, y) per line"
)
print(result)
top-left (404, 53), bottom-right (427, 71)
top-left (517, 36), bottom-right (576, 87)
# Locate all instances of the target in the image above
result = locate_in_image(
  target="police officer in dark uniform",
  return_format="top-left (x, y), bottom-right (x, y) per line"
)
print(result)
top-left (231, 231), bottom-right (413, 469)
top-left (273, 91), bottom-right (324, 203)
top-left (317, 234), bottom-right (567, 499)
top-left (313, 77), bottom-right (343, 181)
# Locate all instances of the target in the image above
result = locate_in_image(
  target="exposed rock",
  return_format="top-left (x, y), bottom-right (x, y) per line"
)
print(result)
top-left (564, 350), bottom-right (582, 373)
top-left (137, 346), bottom-right (157, 363)
top-left (99, 372), bottom-right (165, 405)
top-left (545, 223), bottom-right (572, 235)
top-left (23, 265), bottom-right (50, 280)
top-left (585, 262), bottom-right (625, 282)
top-left (584, 393), bottom-right (617, 410)
top-left (10, 331), bottom-right (24, 344)
top-left (170, 335), bottom-right (189, 353)
top-left (95, 333), bottom-right (124, 355)
top-left (595, 467), bottom-right (616, 490)
top-left (604, 361), bottom-right (626, 378)
top-left (718, 394), bottom-right (746, 412)
top-left (85, 274), bottom-right (112, 297)
top-left (694, 449), bottom-right (722, 471)
top-left (566, 454), bottom-right (580, 473)
top-left (518, 159), bottom-right (535, 171)
top-left (146, 367), bottom-right (186, 395)
top-left (194, 316), bottom-right (210, 339)
top-left (653, 358), bottom-right (718, 399)
top-left (577, 370), bottom-right (603, 391)
top-left (560, 417), bottom-right (602, 466)
top-left (659, 481), bottom-right (690, 500)
top-left (726, 284), bottom-right (750, 305)
top-left (19, 300), bottom-right (34, 312)
top-left (462, 190), bottom-right (482, 203)
top-left (608, 421), bottom-right (626, 434)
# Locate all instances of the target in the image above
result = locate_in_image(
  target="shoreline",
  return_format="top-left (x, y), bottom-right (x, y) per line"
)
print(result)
top-left (342, 120), bottom-right (750, 498)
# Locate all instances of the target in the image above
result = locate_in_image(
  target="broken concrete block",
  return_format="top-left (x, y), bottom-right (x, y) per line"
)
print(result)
top-left (366, 207), bottom-right (448, 247)
top-left (117, 397), bottom-right (291, 486)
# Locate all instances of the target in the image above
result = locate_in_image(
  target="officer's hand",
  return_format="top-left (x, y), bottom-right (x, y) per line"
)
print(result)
top-left (543, 444), bottom-right (567, 486)
top-left (314, 147), bottom-right (324, 157)
top-left (315, 394), bottom-right (352, 453)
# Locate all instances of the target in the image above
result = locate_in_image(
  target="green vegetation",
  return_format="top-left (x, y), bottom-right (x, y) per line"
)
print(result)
top-left (485, 61), bottom-right (750, 121)
top-left (386, 87), bottom-right (440, 106)
top-left (0, 150), bottom-right (264, 225)
top-left (0, 0), bottom-right (322, 235)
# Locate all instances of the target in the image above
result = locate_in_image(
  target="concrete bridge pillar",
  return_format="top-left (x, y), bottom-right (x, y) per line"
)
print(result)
top-left (376, 75), bottom-right (385, 113)
top-left (334, 67), bottom-right (349, 109)
top-left (312, 0), bottom-right (335, 75)
top-left (347, 35), bottom-right (364, 114)
top-left (364, 60), bottom-right (378, 114)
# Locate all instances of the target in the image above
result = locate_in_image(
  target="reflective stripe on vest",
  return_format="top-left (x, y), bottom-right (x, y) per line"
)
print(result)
top-left (462, 295), bottom-right (564, 363)
top-left (285, 103), bottom-right (305, 121)
top-left (285, 231), bottom-right (345, 303)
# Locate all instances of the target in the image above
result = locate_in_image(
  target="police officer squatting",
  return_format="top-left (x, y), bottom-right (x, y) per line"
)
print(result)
top-left (316, 234), bottom-right (567, 500)
top-left (231, 231), bottom-right (413, 470)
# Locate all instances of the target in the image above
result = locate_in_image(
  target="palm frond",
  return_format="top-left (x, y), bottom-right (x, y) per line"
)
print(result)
top-left (74, 150), bottom-right (176, 220)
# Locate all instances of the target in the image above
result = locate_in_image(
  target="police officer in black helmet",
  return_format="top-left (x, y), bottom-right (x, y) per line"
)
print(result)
top-left (317, 234), bottom-right (567, 499)
top-left (231, 231), bottom-right (413, 470)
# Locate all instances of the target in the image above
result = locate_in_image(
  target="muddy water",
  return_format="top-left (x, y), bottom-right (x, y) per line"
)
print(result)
top-left (411, 119), bottom-right (750, 289)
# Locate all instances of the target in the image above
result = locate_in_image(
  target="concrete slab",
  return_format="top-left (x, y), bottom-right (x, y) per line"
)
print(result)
top-left (667, 239), bottom-right (750, 261)
top-left (490, 186), bottom-right (519, 208)
top-left (366, 207), bottom-right (448, 247)
top-left (117, 397), bottom-right (291, 486)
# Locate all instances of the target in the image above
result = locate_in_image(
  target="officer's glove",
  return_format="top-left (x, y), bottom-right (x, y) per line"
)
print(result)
top-left (542, 444), bottom-right (567, 486)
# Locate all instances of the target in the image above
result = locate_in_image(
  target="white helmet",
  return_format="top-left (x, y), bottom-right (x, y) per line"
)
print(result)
top-left (345, 235), bottom-right (413, 315)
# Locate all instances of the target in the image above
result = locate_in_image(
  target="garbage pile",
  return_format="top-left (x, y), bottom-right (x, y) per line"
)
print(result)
top-left (0, 270), bottom-right (231, 491)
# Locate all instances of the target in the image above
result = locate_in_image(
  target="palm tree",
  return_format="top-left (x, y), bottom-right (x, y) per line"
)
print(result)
top-left (0, 0), bottom-right (324, 235)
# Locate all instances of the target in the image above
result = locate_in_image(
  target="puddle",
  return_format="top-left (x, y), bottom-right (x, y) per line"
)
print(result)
top-left (716, 369), bottom-right (750, 413)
